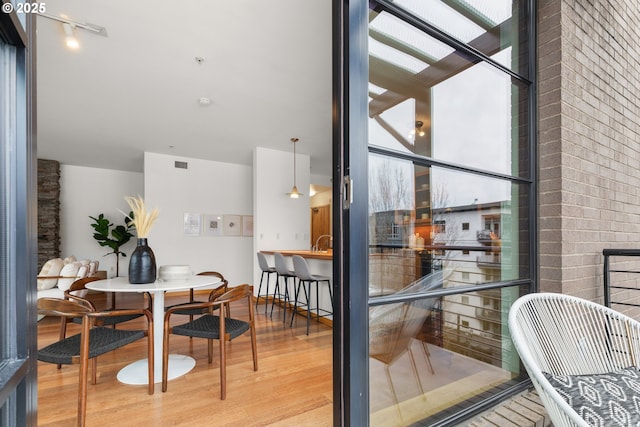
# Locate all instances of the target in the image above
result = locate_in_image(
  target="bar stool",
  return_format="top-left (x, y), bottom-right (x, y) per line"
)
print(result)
top-left (256, 252), bottom-right (277, 314)
top-left (290, 255), bottom-right (333, 335)
top-left (271, 252), bottom-right (297, 323)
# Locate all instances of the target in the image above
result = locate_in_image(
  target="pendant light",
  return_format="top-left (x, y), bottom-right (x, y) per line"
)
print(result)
top-left (287, 137), bottom-right (303, 198)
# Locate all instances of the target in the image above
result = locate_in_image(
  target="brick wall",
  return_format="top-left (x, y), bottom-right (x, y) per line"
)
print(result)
top-left (37, 159), bottom-right (60, 270)
top-left (538, 1), bottom-right (640, 300)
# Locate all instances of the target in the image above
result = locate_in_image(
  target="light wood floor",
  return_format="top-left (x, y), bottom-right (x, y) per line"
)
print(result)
top-left (37, 292), bottom-right (333, 427)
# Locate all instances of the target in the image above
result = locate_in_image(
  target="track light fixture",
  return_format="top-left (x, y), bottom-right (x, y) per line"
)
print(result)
top-left (38, 12), bottom-right (108, 50)
top-left (62, 23), bottom-right (79, 49)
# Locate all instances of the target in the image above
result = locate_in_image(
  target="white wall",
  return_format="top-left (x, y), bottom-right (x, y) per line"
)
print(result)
top-left (60, 165), bottom-right (143, 277)
top-left (254, 147), bottom-right (311, 251)
top-left (311, 173), bottom-right (331, 187)
top-left (253, 147), bottom-right (311, 286)
top-left (60, 150), bottom-right (314, 294)
top-left (144, 152), bottom-right (254, 287)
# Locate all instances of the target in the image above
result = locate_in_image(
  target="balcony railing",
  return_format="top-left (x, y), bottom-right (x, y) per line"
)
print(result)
top-left (476, 229), bottom-right (500, 244)
top-left (603, 249), bottom-right (640, 311)
top-left (475, 307), bottom-right (501, 321)
top-left (476, 253), bottom-right (500, 268)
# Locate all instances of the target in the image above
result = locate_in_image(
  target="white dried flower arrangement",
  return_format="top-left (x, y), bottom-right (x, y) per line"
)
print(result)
top-left (123, 195), bottom-right (159, 238)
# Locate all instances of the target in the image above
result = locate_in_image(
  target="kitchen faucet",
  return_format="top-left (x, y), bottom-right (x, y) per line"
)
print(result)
top-left (313, 234), bottom-right (332, 252)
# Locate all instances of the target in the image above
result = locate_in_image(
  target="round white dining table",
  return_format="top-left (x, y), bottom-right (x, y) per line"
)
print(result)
top-left (86, 275), bottom-right (221, 385)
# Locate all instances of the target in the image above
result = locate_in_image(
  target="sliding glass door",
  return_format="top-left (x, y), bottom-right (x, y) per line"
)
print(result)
top-left (335, 0), bottom-right (536, 425)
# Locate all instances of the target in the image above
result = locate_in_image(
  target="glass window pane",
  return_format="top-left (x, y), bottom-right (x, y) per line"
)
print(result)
top-left (369, 156), bottom-right (529, 297)
top-left (367, 2), bottom-right (533, 424)
top-left (431, 62), bottom-right (528, 176)
top-left (369, 284), bottom-right (527, 425)
top-left (368, 10), bottom-right (530, 178)
top-left (392, 0), bottom-right (530, 77)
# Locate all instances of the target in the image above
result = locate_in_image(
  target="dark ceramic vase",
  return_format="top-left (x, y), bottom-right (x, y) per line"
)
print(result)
top-left (128, 238), bottom-right (157, 284)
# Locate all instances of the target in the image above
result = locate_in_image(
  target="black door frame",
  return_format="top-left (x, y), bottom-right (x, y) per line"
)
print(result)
top-left (0, 8), bottom-right (38, 427)
top-left (333, 0), bottom-right (371, 425)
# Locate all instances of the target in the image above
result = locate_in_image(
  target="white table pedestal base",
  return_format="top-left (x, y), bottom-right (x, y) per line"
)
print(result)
top-left (116, 354), bottom-right (196, 385)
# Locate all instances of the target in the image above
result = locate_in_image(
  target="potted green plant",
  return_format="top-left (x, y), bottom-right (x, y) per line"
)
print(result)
top-left (89, 212), bottom-right (135, 276)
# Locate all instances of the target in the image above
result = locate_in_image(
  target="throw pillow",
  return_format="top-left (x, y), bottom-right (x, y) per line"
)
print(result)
top-left (37, 258), bottom-right (64, 290)
top-left (87, 261), bottom-right (98, 276)
top-left (77, 264), bottom-right (89, 279)
top-left (56, 261), bottom-right (82, 291)
top-left (543, 367), bottom-right (640, 427)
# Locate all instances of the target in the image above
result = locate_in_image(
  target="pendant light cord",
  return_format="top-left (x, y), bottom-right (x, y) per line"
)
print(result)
top-left (293, 139), bottom-right (297, 186)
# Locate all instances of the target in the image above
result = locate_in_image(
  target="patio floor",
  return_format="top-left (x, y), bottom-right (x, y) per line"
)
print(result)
top-left (462, 389), bottom-right (551, 427)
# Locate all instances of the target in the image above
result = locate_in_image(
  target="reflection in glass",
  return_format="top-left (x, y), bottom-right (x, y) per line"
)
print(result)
top-left (367, 1), bottom-right (532, 423)
top-left (369, 157), bottom-right (528, 296)
top-left (431, 61), bottom-right (525, 175)
top-left (369, 285), bottom-right (527, 426)
top-left (368, 155), bottom-right (530, 424)
top-left (390, 0), bottom-right (529, 76)
top-left (368, 8), bottom-right (530, 177)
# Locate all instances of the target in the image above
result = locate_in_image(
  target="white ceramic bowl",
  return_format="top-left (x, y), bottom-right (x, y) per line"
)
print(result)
top-left (158, 265), bottom-right (192, 281)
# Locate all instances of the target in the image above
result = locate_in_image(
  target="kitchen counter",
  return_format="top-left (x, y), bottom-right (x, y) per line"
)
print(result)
top-left (260, 249), bottom-right (333, 260)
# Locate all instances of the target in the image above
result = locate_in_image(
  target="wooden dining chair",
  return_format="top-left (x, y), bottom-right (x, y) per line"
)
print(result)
top-left (37, 297), bottom-right (154, 427)
top-left (62, 276), bottom-right (150, 328)
top-left (162, 284), bottom-right (257, 399)
top-left (58, 276), bottom-right (151, 369)
top-left (164, 271), bottom-right (228, 321)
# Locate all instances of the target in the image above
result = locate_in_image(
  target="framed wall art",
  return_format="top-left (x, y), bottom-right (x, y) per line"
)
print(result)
top-left (242, 215), bottom-right (253, 236)
top-left (223, 214), bottom-right (242, 236)
top-left (203, 214), bottom-right (223, 237)
top-left (183, 212), bottom-right (201, 236)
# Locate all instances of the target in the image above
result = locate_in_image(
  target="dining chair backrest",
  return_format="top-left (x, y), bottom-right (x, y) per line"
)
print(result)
top-left (207, 282), bottom-right (230, 303)
top-left (197, 271), bottom-right (228, 289)
top-left (274, 253), bottom-right (291, 275)
top-left (292, 255), bottom-right (314, 281)
top-left (38, 297), bottom-right (93, 318)
top-left (65, 276), bottom-right (152, 314)
top-left (64, 276), bottom-right (104, 309)
top-left (164, 271), bottom-right (227, 318)
top-left (216, 283), bottom-right (253, 306)
top-left (256, 252), bottom-right (272, 272)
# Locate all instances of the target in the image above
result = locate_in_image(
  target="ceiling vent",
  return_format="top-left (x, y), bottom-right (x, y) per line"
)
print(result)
top-left (174, 161), bottom-right (188, 169)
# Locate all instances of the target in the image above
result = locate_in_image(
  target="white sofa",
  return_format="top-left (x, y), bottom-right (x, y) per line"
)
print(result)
top-left (37, 255), bottom-right (100, 300)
